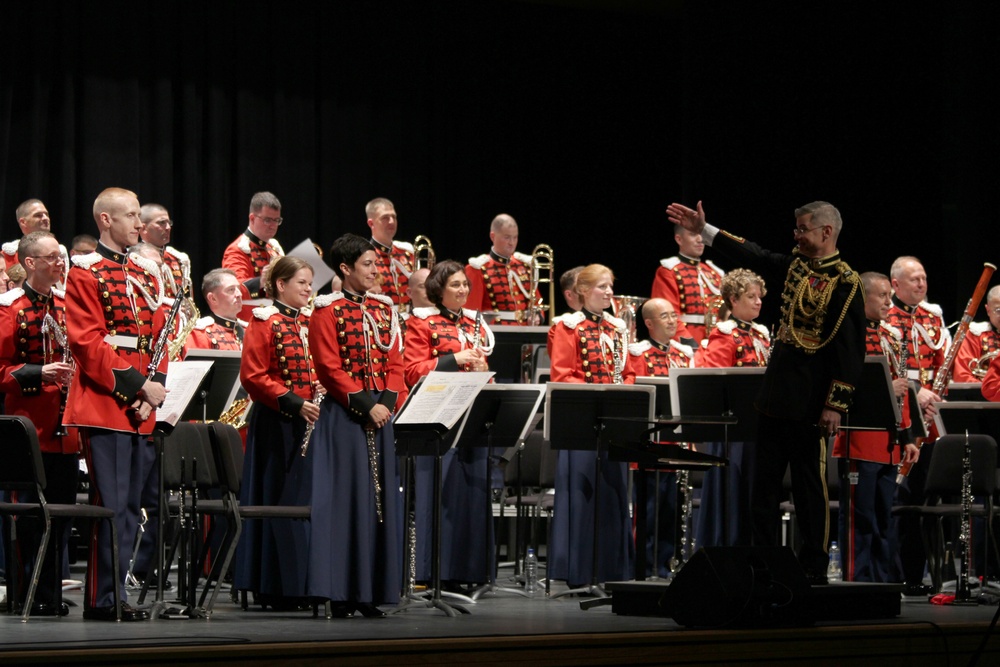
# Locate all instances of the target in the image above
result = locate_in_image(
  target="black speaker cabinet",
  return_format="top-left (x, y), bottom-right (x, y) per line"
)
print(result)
top-left (660, 546), bottom-right (813, 628)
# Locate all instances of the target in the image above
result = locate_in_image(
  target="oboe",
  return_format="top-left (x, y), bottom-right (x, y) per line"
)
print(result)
top-left (955, 431), bottom-right (974, 602)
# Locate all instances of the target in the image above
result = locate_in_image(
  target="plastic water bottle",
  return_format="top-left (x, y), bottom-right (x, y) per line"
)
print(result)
top-left (827, 541), bottom-right (842, 583)
top-left (524, 548), bottom-right (539, 597)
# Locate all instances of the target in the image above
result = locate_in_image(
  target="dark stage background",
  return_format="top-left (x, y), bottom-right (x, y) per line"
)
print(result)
top-left (1, 1), bottom-right (998, 331)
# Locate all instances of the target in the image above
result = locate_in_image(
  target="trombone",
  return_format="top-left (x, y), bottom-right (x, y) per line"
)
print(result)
top-left (527, 243), bottom-right (554, 325)
top-left (413, 235), bottom-right (436, 270)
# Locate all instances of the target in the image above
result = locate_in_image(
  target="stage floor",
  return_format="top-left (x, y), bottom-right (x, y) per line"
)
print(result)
top-left (3, 565), bottom-right (1000, 666)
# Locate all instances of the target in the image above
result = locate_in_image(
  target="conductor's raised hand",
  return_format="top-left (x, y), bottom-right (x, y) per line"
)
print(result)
top-left (665, 200), bottom-right (707, 233)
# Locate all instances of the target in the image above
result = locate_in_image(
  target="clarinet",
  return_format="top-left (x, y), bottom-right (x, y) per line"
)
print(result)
top-left (42, 313), bottom-right (72, 437)
top-left (299, 392), bottom-right (325, 456)
top-left (956, 431), bottom-right (974, 602)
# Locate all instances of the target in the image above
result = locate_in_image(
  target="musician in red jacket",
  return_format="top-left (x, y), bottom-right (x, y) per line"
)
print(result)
top-left (187, 269), bottom-right (245, 352)
top-left (308, 233), bottom-right (406, 617)
top-left (464, 214), bottom-right (540, 325)
top-left (222, 192), bottom-right (285, 321)
top-left (833, 272), bottom-right (919, 582)
top-left (64, 188), bottom-right (167, 622)
top-left (0, 231), bottom-right (76, 616)
top-left (953, 286), bottom-right (1000, 383)
top-left (650, 223), bottom-right (725, 345)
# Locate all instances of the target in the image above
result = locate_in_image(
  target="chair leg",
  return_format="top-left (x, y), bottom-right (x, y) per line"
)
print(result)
top-left (21, 515), bottom-right (52, 622)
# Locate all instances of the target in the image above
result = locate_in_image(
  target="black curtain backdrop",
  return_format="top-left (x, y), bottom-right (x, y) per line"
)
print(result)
top-left (2, 1), bottom-right (998, 335)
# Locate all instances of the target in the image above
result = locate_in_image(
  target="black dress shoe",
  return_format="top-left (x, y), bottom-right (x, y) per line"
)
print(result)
top-left (84, 601), bottom-right (150, 622)
top-left (903, 583), bottom-right (934, 597)
top-left (354, 603), bottom-right (386, 618)
top-left (328, 603), bottom-right (355, 618)
top-left (29, 601), bottom-right (70, 617)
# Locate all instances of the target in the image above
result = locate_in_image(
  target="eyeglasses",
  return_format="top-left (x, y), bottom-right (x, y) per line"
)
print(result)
top-left (30, 254), bottom-right (65, 264)
top-left (150, 219), bottom-right (174, 227)
top-left (793, 224), bottom-right (825, 236)
top-left (256, 214), bottom-right (283, 225)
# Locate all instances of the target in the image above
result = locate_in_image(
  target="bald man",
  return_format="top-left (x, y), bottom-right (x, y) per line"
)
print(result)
top-left (465, 214), bottom-right (541, 325)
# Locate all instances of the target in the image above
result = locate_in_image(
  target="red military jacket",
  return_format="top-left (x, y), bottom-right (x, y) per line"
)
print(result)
top-left (549, 310), bottom-right (635, 384)
top-left (159, 245), bottom-right (191, 300)
top-left (982, 352), bottom-right (1000, 401)
top-left (650, 255), bottom-right (725, 344)
top-left (1, 238), bottom-right (20, 267)
top-left (311, 290), bottom-right (407, 419)
top-left (885, 298), bottom-right (949, 389)
top-left (0, 283), bottom-right (76, 453)
top-left (222, 229), bottom-right (284, 321)
top-left (187, 313), bottom-right (245, 352)
top-left (403, 306), bottom-right (495, 388)
top-left (627, 338), bottom-right (694, 378)
top-left (695, 319), bottom-right (770, 369)
top-left (239, 301), bottom-right (315, 418)
top-left (833, 320), bottom-right (912, 463)
top-left (371, 238), bottom-right (414, 310)
top-left (465, 250), bottom-right (539, 325)
top-left (64, 245), bottom-right (168, 435)
top-left (952, 320), bottom-right (999, 383)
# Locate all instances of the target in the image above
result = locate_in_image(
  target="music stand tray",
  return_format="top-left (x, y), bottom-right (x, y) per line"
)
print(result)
top-left (946, 382), bottom-right (986, 403)
top-left (935, 401), bottom-right (1000, 438)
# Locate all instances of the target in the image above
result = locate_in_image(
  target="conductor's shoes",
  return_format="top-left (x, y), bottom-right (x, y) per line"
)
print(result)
top-left (354, 603), bottom-right (387, 618)
top-left (29, 601), bottom-right (70, 617)
top-left (84, 602), bottom-right (150, 622)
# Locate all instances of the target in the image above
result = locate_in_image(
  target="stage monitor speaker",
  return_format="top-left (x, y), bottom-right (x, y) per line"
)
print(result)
top-left (660, 546), bottom-right (813, 628)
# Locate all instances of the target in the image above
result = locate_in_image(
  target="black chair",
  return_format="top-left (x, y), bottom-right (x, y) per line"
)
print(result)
top-left (0, 415), bottom-right (121, 621)
top-left (893, 434), bottom-right (998, 593)
top-left (203, 421), bottom-right (312, 613)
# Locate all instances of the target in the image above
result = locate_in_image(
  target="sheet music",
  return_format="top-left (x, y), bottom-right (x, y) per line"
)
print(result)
top-left (394, 371), bottom-right (494, 429)
top-left (286, 238), bottom-right (336, 292)
top-left (159, 360), bottom-right (214, 426)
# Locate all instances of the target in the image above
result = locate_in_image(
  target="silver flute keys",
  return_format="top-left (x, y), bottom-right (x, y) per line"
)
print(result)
top-left (366, 425), bottom-right (384, 523)
top-left (299, 393), bottom-right (325, 456)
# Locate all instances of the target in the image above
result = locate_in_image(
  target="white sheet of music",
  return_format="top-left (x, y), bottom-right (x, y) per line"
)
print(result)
top-left (286, 238), bottom-right (336, 292)
top-left (159, 360), bottom-right (214, 426)
top-left (394, 371), bottom-right (494, 429)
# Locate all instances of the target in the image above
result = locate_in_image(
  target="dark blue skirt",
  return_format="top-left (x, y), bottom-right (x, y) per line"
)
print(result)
top-left (233, 403), bottom-right (312, 597)
top-left (306, 398), bottom-right (402, 605)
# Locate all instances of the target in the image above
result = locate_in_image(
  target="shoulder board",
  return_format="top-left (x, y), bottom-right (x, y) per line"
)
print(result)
top-left (313, 293), bottom-right (338, 309)
top-left (237, 318), bottom-right (249, 329)
top-left (880, 321), bottom-right (902, 340)
top-left (411, 306), bottom-right (440, 320)
top-left (165, 246), bottom-right (191, 264)
top-left (670, 339), bottom-right (695, 357)
top-left (751, 321), bottom-right (770, 339)
top-left (717, 320), bottom-right (737, 335)
top-left (561, 312), bottom-right (586, 328)
top-left (468, 253), bottom-right (490, 269)
top-left (51, 286), bottom-right (65, 300)
top-left (129, 252), bottom-right (162, 277)
top-left (602, 312), bottom-right (627, 330)
top-left (237, 234), bottom-right (251, 254)
top-left (660, 257), bottom-right (681, 269)
top-left (704, 260), bottom-right (724, 276)
top-left (628, 340), bottom-right (652, 356)
top-left (0, 287), bottom-right (25, 307)
top-left (367, 292), bottom-right (395, 309)
top-left (462, 308), bottom-right (481, 320)
top-left (300, 305), bottom-right (313, 317)
top-left (834, 261), bottom-right (859, 280)
top-left (194, 316), bottom-right (214, 330)
top-left (393, 240), bottom-right (414, 253)
top-left (2, 239), bottom-right (18, 255)
top-left (513, 252), bottom-right (532, 264)
top-left (920, 301), bottom-right (943, 317)
top-left (71, 251), bottom-right (101, 269)
top-left (253, 305), bottom-right (279, 320)
top-left (267, 238), bottom-right (284, 255)
top-left (969, 320), bottom-right (992, 336)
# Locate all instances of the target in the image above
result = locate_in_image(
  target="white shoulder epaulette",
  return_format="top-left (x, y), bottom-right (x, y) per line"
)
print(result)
top-left (313, 293), bottom-right (338, 309)
top-left (968, 321), bottom-right (991, 336)
top-left (254, 305), bottom-right (279, 320)
top-left (2, 239), bottom-right (18, 256)
top-left (267, 238), bottom-right (284, 255)
top-left (0, 287), bottom-right (24, 307)
top-left (660, 256), bottom-right (681, 269)
top-left (411, 306), bottom-right (440, 320)
top-left (165, 245), bottom-right (191, 265)
top-left (751, 321), bottom-right (770, 340)
top-left (237, 318), bottom-right (249, 329)
top-left (513, 251), bottom-right (532, 264)
top-left (71, 251), bottom-right (101, 269)
top-left (129, 252), bottom-right (162, 278)
top-left (237, 234), bottom-right (251, 254)
top-left (462, 308), bottom-right (482, 320)
top-left (602, 311), bottom-right (627, 331)
top-left (51, 286), bottom-right (65, 300)
top-left (670, 339), bottom-right (695, 357)
top-left (629, 340), bottom-right (652, 356)
top-left (560, 312), bottom-right (586, 328)
top-left (880, 321), bottom-right (903, 340)
top-left (705, 260), bottom-right (725, 276)
top-left (717, 320), bottom-right (737, 335)
top-left (468, 253), bottom-right (490, 270)
top-left (393, 240), bottom-right (414, 253)
top-left (367, 292), bottom-right (395, 309)
top-left (194, 316), bottom-right (215, 330)
top-left (920, 301), bottom-right (944, 318)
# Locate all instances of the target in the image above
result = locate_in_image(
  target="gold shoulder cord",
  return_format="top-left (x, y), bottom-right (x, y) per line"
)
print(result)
top-left (785, 261), bottom-right (861, 353)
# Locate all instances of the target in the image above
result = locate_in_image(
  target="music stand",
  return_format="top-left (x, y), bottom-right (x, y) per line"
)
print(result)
top-left (489, 325), bottom-right (549, 383)
top-left (935, 402), bottom-right (1000, 439)
top-left (632, 375), bottom-right (676, 580)
top-left (669, 368), bottom-right (765, 547)
top-left (179, 349), bottom-right (243, 422)
top-left (945, 382), bottom-right (986, 403)
top-left (544, 383), bottom-right (654, 607)
top-left (452, 384), bottom-right (545, 600)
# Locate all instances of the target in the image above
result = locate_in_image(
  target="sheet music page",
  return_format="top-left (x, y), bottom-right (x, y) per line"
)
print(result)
top-left (159, 360), bottom-right (214, 426)
top-left (286, 238), bottom-right (336, 292)
top-left (394, 371), bottom-right (494, 429)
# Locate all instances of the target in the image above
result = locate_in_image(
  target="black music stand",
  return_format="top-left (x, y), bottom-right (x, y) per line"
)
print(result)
top-left (544, 383), bottom-right (655, 608)
top-left (179, 349), bottom-right (243, 422)
top-left (945, 382), bottom-right (986, 403)
top-left (453, 384), bottom-right (546, 600)
top-left (935, 402), bottom-right (1000, 439)
top-left (669, 368), bottom-right (765, 547)
top-left (489, 325), bottom-right (549, 383)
